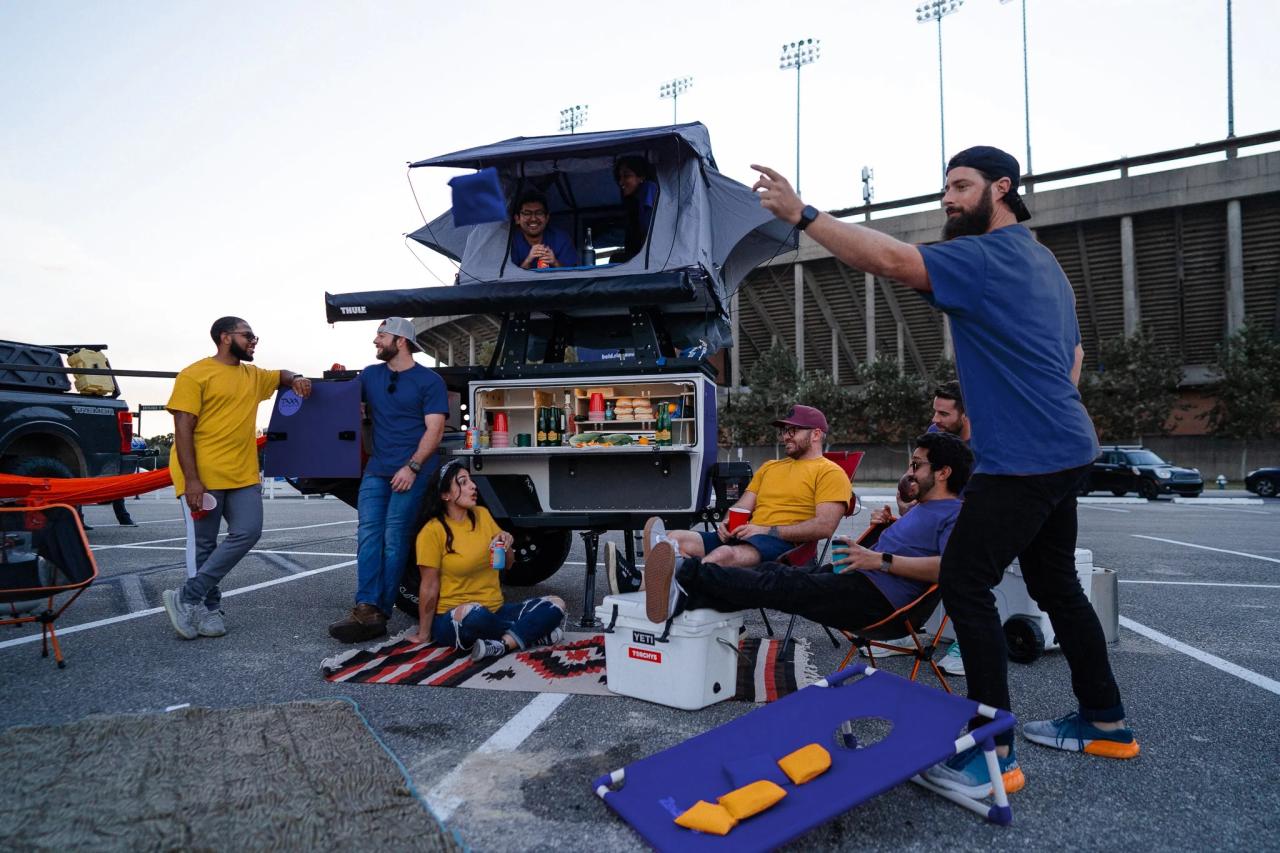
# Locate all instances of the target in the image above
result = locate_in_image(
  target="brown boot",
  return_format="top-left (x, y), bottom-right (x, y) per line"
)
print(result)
top-left (328, 603), bottom-right (388, 643)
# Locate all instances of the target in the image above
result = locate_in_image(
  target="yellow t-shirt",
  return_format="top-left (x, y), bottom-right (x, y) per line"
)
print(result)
top-left (165, 358), bottom-right (280, 493)
top-left (415, 506), bottom-right (505, 613)
top-left (746, 457), bottom-right (852, 528)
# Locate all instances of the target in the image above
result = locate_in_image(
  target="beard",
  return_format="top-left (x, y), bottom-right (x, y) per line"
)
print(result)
top-left (908, 470), bottom-right (935, 498)
top-left (229, 340), bottom-right (254, 362)
top-left (375, 343), bottom-right (397, 362)
top-left (942, 188), bottom-right (993, 240)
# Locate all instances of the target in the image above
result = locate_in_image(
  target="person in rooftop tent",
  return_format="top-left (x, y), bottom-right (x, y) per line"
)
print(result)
top-left (614, 155), bottom-right (658, 263)
top-left (510, 189), bottom-right (578, 269)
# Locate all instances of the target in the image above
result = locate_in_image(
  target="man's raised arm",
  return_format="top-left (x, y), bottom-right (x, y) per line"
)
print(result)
top-left (750, 164), bottom-right (930, 292)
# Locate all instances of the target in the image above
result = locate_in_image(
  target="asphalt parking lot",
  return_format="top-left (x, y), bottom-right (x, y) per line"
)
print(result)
top-left (2, 487), bottom-right (1278, 852)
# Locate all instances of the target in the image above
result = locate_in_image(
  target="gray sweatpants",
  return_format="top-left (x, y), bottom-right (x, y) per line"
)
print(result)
top-left (179, 483), bottom-right (263, 609)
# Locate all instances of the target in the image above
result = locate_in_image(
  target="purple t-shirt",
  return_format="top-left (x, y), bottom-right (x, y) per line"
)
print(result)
top-left (860, 498), bottom-right (961, 609)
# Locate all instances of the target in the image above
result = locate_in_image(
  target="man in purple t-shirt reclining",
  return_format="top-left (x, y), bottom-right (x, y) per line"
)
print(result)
top-left (644, 430), bottom-right (972, 658)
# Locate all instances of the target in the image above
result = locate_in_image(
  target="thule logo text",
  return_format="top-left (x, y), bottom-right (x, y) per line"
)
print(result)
top-left (339, 306), bottom-right (367, 315)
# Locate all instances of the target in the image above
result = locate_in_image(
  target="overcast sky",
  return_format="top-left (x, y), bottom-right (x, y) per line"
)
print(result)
top-left (3, 0), bottom-right (1278, 436)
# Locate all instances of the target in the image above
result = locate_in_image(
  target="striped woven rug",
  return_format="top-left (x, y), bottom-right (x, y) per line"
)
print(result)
top-left (322, 632), bottom-right (816, 703)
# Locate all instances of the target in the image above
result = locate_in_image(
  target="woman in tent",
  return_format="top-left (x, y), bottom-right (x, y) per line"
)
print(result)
top-left (615, 155), bottom-right (658, 263)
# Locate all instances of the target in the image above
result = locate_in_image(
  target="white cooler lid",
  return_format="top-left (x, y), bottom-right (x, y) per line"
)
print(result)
top-left (598, 592), bottom-right (745, 628)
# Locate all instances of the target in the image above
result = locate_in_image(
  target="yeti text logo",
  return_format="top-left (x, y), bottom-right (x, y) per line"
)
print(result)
top-left (339, 306), bottom-right (367, 315)
top-left (631, 630), bottom-right (655, 646)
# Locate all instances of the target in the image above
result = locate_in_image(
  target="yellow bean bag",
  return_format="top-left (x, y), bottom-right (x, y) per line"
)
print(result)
top-left (717, 779), bottom-right (788, 820)
top-left (778, 743), bottom-right (832, 785)
top-left (674, 800), bottom-right (737, 835)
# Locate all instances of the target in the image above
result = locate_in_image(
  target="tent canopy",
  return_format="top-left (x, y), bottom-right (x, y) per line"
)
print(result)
top-left (330, 123), bottom-right (796, 354)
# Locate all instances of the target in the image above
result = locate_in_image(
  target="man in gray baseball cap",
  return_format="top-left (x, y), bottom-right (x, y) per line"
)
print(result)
top-left (329, 317), bottom-right (448, 643)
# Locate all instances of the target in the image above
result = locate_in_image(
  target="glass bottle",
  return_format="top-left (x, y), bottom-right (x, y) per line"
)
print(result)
top-left (547, 406), bottom-right (560, 446)
top-left (536, 407), bottom-right (547, 447)
top-left (583, 227), bottom-right (596, 267)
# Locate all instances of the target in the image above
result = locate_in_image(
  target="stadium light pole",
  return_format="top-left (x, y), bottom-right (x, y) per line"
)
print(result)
top-left (659, 76), bottom-right (693, 124)
top-left (916, 0), bottom-right (964, 182)
top-left (559, 104), bottom-right (589, 135)
top-left (779, 38), bottom-right (821, 195)
top-left (1226, 0), bottom-right (1235, 141)
top-left (1000, 0), bottom-right (1032, 176)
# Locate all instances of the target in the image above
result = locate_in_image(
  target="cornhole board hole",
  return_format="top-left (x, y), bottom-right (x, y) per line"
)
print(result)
top-left (262, 379), bottom-right (362, 479)
top-left (597, 592), bottom-right (745, 711)
top-left (593, 662), bottom-right (1015, 851)
top-left (925, 548), bottom-right (1117, 657)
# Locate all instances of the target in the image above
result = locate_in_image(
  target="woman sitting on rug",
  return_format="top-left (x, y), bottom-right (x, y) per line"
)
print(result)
top-left (409, 460), bottom-right (566, 661)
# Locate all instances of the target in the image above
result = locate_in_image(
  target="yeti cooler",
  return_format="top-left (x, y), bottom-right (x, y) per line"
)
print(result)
top-left (596, 592), bottom-right (744, 710)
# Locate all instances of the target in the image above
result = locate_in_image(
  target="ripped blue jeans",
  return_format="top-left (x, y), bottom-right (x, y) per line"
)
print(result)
top-left (431, 596), bottom-right (565, 651)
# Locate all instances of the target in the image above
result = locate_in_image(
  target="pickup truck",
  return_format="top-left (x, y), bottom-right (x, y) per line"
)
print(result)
top-left (0, 340), bottom-right (134, 482)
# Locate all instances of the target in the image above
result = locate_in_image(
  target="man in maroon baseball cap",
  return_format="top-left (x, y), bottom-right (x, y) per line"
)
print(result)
top-left (770, 404), bottom-right (828, 433)
top-left (606, 402), bottom-right (850, 601)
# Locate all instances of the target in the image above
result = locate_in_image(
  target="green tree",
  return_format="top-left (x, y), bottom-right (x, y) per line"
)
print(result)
top-left (719, 343), bottom-right (802, 445)
top-left (1206, 321), bottom-right (1280, 439)
top-left (848, 359), bottom-right (931, 443)
top-left (1080, 328), bottom-right (1183, 441)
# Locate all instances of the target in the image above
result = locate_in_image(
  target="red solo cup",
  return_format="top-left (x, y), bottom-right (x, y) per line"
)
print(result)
top-left (494, 412), bottom-right (509, 432)
top-left (191, 492), bottom-right (217, 521)
top-left (727, 507), bottom-right (751, 532)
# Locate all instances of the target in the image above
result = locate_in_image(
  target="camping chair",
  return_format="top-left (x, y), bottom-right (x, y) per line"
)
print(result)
top-left (759, 451), bottom-right (864, 659)
top-left (813, 519), bottom-right (952, 693)
top-left (0, 503), bottom-right (99, 668)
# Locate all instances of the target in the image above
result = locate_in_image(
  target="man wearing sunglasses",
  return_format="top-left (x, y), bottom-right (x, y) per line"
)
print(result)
top-left (163, 316), bottom-right (311, 641)
top-left (510, 190), bottom-right (578, 270)
top-left (329, 317), bottom-right (447, 643)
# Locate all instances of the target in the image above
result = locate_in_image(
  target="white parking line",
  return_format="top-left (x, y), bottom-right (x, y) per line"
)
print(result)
top-left (1121, 616), bottom-right (1280, 697)
top-left (110, 546), bottom-right (356, 558)
top-left (426, 693), bottom-right (570, 821)
top-left (1079, 505), bottom-right (1131, 513)
top-left (0, 559), bottom-right (356, 651)
top-left (1131, 535), bottom-right (1280, 564)
top-left (1120, 579), bottom-right (1280, 590)
top-left (91, 519), bottom-right (357, 550)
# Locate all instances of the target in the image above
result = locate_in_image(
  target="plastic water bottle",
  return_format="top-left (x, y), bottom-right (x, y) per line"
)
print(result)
top-left (583, 227), bottom-right (596, 267)
top-left (491, 541), bottom-right (507, 571)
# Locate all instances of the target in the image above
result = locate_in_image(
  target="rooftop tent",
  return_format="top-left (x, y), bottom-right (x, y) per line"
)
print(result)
top-left (327, 123), bottom-right (795, 352)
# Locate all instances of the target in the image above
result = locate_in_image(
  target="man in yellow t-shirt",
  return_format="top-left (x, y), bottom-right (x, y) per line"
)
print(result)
top-left (160, 316), bottom-right (311, 641)
top-left (640, 405), bottom-right (850, 573)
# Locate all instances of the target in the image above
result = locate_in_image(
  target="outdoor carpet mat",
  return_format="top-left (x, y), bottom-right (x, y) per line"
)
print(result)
top-left (322, 631), bottom-right (818, 703)
top-left (0, 699), bottom-right (460, 852)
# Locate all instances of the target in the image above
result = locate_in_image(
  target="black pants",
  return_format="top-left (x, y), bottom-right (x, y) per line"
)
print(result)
top-left (941, 465), bottom-right (1124, 745)
top-left (676, 558), bottom-right (895, 633)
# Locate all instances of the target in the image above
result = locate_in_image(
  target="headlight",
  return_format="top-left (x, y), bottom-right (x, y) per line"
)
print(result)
top-left (1156, 469), bottom-right (1172, 479)
top-left (1131, 467), bottom-right (1141, 476)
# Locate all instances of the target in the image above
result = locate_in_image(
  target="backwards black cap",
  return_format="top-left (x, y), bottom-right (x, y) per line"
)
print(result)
top-left (947, 146), bottom-right (1031, 222)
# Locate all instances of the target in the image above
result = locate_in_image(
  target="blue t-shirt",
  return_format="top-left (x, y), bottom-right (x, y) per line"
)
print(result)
top-left (511, 226), bottom-right (579, 268)
top-left (861, 497), bottom-right (961, 608)
top-left (918, 224), bottom-right (1098, 476)
top-left (359, 362), bottom-right (448, 478)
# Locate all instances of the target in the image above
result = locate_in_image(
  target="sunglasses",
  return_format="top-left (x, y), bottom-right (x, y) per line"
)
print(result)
top-left (233, 330), bottom-right (259, 343)
top-left (388, 370), bottom-right (398, 395)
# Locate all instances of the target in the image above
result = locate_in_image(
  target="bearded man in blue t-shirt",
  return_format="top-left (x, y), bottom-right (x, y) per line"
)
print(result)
top-left (748, 147), bottom-right (1136, 797)
top-left (329, 317), bottom-right (448, 643)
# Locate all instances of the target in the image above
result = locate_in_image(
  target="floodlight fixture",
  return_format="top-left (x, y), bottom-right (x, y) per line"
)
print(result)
top-left (915, 0), bottom-right (965, 181)
top-left (659, 76), bottom-right (693, 124)
top-left (777, 37), bottom-right (822, 194)
top-left (559, 104), bottom-right (589, 134)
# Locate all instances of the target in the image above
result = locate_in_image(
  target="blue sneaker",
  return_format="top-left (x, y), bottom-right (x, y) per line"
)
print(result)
top-left (921, 743), bottom-right (1025, 798)
top-left (1023, 711), bottom-right (1140, 759)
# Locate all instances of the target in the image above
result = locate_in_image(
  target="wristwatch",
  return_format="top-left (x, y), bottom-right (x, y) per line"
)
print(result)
top-left (407, 460), bottom-right (422, 474)
top-left (796, 204), bottom-right (821, 231)
top-left (880, 553), bottom-right (894, 574)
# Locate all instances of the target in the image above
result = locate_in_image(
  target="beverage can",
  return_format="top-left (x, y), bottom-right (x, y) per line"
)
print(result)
top-left (491, 542), bottom-right (507, 570)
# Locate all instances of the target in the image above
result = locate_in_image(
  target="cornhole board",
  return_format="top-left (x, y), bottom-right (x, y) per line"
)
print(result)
top-left (262, 379), bottom-right (362, 479)
top-left (593, 663), bottom-right (1015, 851)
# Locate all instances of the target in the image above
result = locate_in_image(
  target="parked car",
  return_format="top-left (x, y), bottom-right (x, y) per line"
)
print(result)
top-left (1245, 467), bottom-right (1280, 497)
top-left (1081, 445), bottom-right (1203, 499)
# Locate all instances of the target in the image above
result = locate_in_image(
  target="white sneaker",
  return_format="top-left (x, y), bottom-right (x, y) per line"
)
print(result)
top-left (641, 516), bottom-right (668, 562)
top-left (162, 588), bottom-right (200, 640)
top-left (535, 627), bottom-right (565, 647)
top-left (875, 635), bottom-right (922, 656)
top-left (197, 608), bottom-right (227, 638)
top-left (939, 641), bottom-right (966, 676)
top-left (643, 541), bottom-right (684, 623)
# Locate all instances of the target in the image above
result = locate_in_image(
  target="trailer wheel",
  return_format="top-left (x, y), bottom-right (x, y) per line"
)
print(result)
top-left (393, 527), bottom-right (573, 617)
top-left (1004, 615), bottom-right (1045, 664)
top-left (502, 528), bottom-right (573, 586)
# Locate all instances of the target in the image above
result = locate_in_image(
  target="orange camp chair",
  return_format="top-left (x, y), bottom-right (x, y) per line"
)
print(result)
top-left (0, 503), bottom-right (99, 668)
